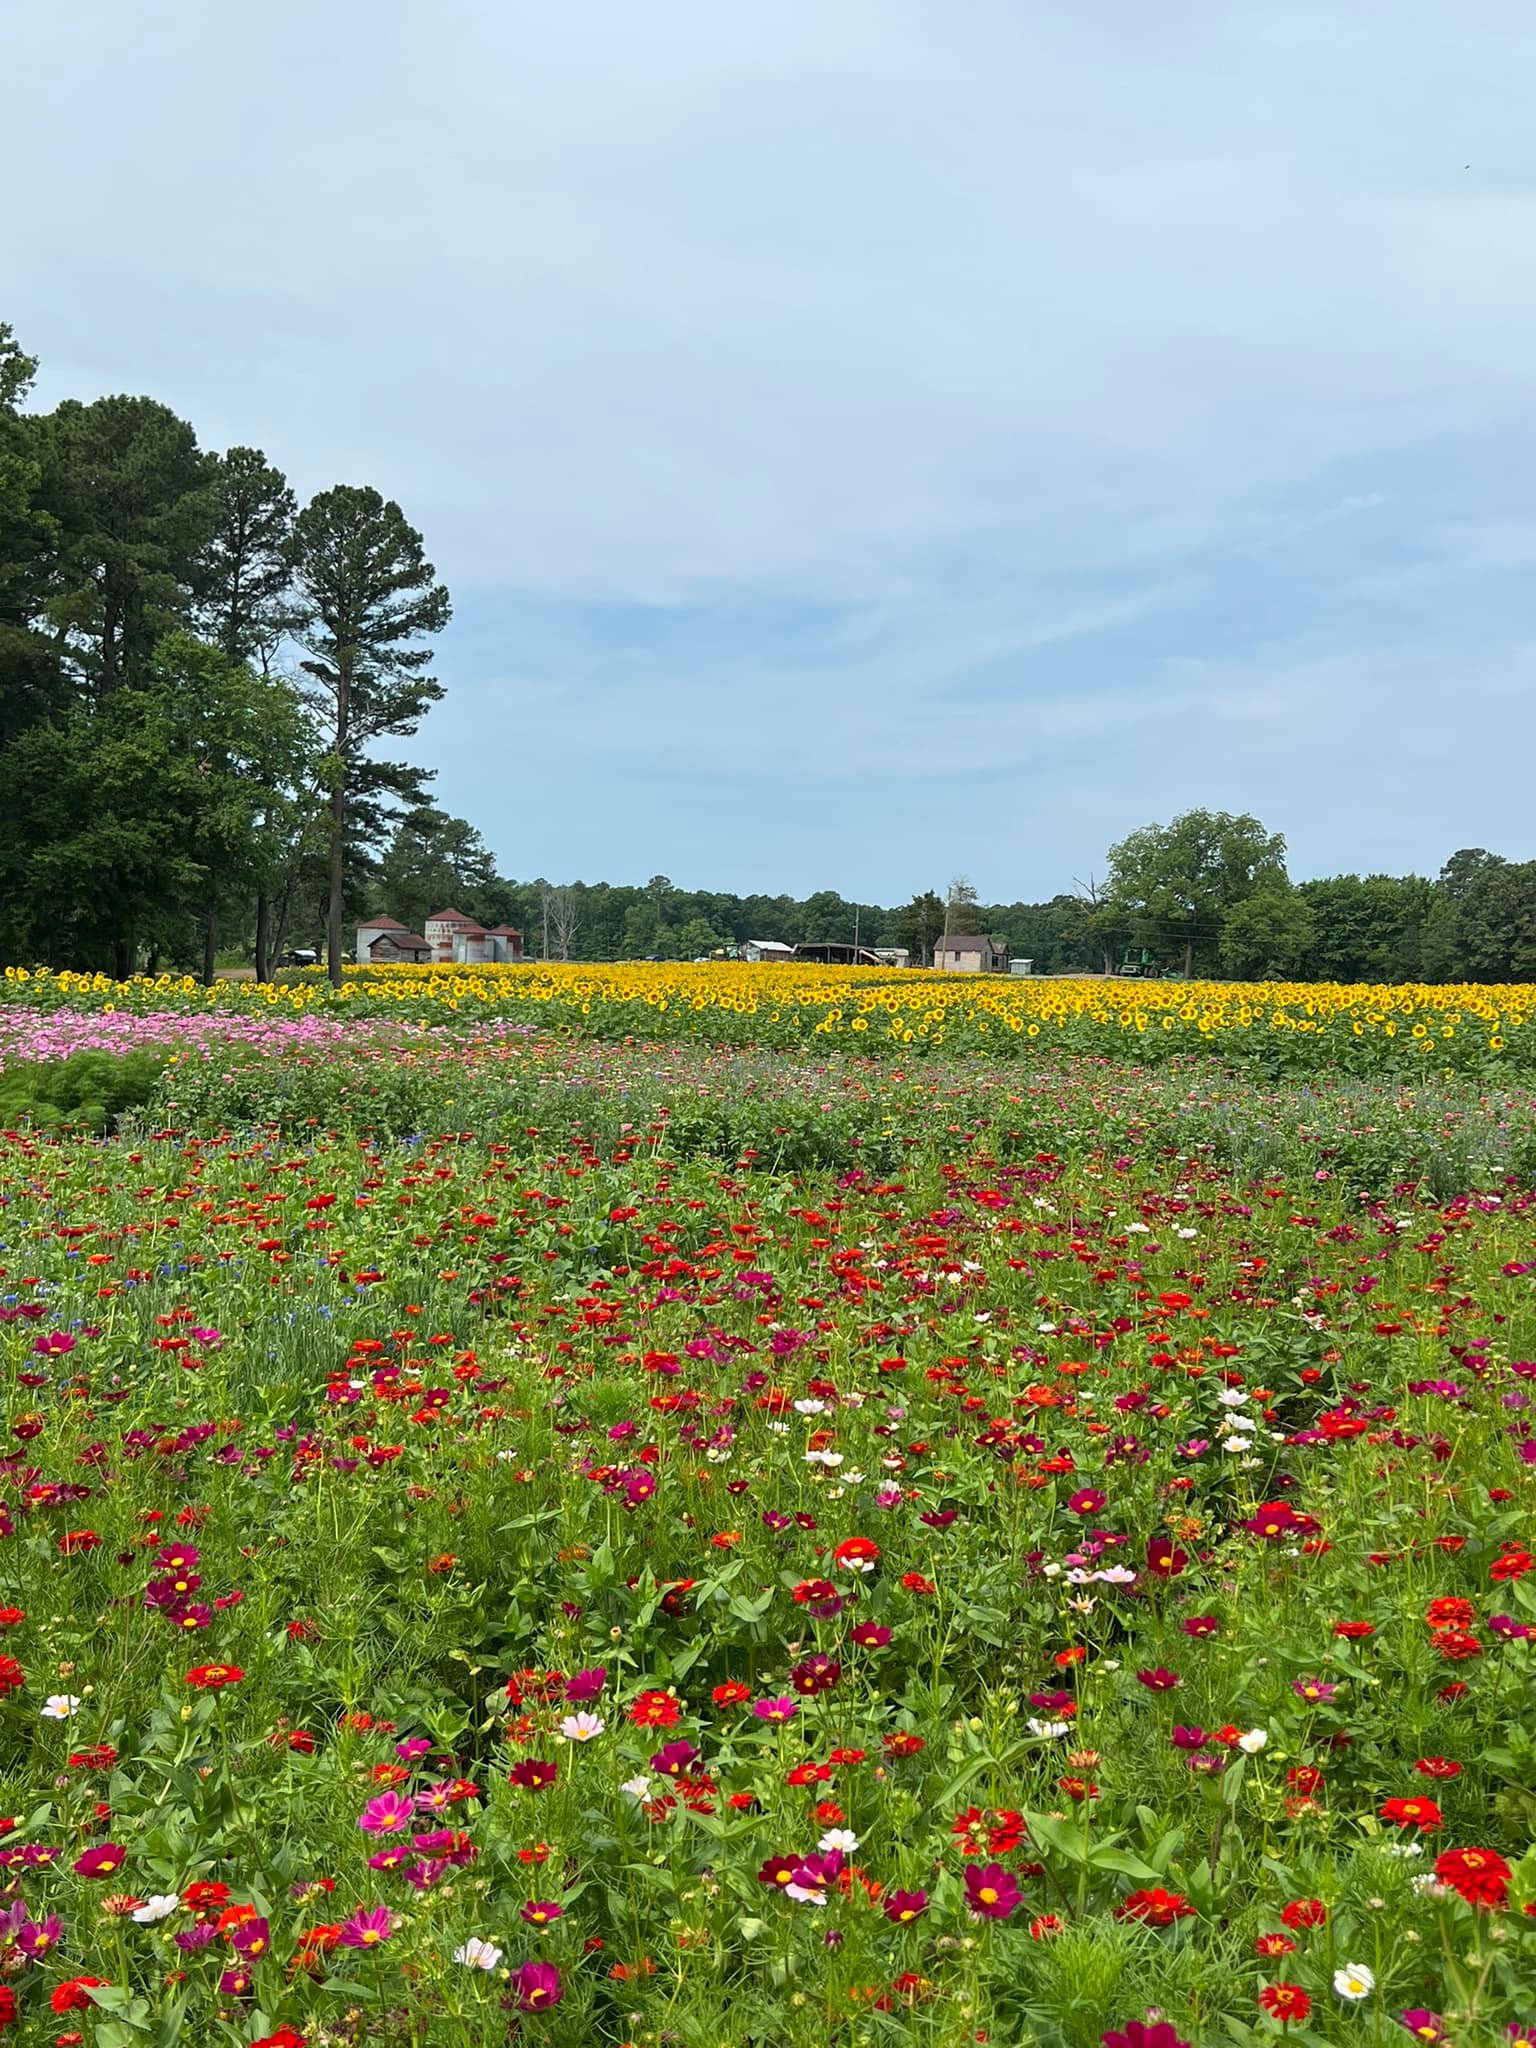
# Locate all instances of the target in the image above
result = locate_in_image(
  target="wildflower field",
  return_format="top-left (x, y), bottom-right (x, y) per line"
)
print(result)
top-left (1, 971), bottom-right (1536, 2047)
top-left (7, 962), bottom-right (1536, 1075)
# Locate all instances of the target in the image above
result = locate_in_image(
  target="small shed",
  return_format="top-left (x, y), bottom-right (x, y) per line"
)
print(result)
top-left (933, 934), bottom-right (1009, 974)
top-left (794, 942), bottom-right (885, 967)
top-left (740, 940), bottom-right (797, 964)
top-left (358, 924), bottom-right (433, 963)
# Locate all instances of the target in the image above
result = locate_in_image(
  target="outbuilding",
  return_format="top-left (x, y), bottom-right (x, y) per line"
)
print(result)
top-left (932, 934), bottom-right (1009, 974)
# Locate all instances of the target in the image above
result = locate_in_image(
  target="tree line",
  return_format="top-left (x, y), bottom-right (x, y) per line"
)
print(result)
top-left (380, 809), bottom-right (1536, 982)
top-left (0, 319), bottom-right (449, 987)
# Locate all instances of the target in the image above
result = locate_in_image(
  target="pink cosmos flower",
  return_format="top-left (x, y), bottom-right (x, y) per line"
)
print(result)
top-left (358, 1791), bottom-right (415, 1835)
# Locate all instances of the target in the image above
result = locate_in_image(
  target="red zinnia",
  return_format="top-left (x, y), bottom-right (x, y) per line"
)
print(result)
top-left (1279, 1898), bottom-right (1327, 1929)
top-left (1116, 1888), bottom-right (1195, 1927)
top-left (185, 1664), bottom-right (244, 1690)
top-left (1433, 1846), bottom-right (1511, 1908)
top-left (1381, 1796), bottom-right (1442, 1831)
top-left (1424, 1597), bottom-right (1474, 1628)
top-left (1258, 1983), bottom-right (1311, 2024)
top-left (627, 1689), bottom-right (680, 1728)
top-left (52, 1979), bottom-right (108, 2014)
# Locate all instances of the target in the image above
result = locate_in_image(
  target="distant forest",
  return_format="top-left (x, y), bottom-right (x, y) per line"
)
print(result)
top-left (374, 808), bottom-right (1536, 984)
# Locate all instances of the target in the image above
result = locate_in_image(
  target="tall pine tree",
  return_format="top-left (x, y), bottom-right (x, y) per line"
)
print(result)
top-left (289, 486), bottom-right (451, 986)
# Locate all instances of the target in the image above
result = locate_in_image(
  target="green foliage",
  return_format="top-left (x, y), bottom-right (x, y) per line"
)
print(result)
top-left (378, 806), bottom-right (501, 937)
top-left (0, 1047), bottom-right (165, 1130)
top-left (289, 483), bottom-right (452, 984)
top-left (0, 633), bottom-right (310, 971)
top-left (1218, 884), bottom-right (1315, 978)
top-left (198, 444), bottom-right (299, 666)
top-left (1107, 809), bottom-right (1289, 975)
top-left (39, 392), bottom-right (216, 693)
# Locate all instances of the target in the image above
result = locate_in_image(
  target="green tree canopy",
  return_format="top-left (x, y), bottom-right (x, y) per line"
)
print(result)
top-left (40, 394), bottom-right (214, 694)
top-left (1107, 809), bottom-right (1288, 976)
top-left (289, 485), bottom-right (452, 985)
top-left (378, 807), bottom-right (500, 935)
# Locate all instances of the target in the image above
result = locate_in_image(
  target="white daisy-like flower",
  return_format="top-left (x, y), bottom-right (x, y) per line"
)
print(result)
top-left (818, 1828), bottom-right (859, 1854)
top-left (1028, 1718), bottom-right (1070, 1739)
top-left (1333, 1963), bottom-right (1374, 2001)
top-left (559, 1712), bottom-right (605, 1742)
top-left (41, 1694), bottom-right (82, 1720)
top-left (453, 1936), bottom-right (504, 1970)
top-left (132, 1894), bottom-right (180, 1924)
top-left (1237, 1727), bottom-right (1268, 1754)
top-left (620, 1774), bottom-right (653, 1800)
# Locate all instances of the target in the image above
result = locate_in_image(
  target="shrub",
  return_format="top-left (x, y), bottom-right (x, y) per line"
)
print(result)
top-left (0, 1049), bottom-right (167, 1133)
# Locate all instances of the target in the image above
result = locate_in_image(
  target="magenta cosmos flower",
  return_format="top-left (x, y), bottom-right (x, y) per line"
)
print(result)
top-left (73, 1845), bottom-right (127, 1880)
top-left (513, 1960), bottom-right (563, 2011)
top-left (1291, 1677), bottom-right (1338, 1705)
top-left (340, 1906), bottom-right (395, 1949)
top-left (358, 1790), bottom-right (415, 1834)
top-left (883, 1888), bottom-right (929, 1924)
top-left (963, 1863), bottom-right (1020, 1919)
top-left (1103, 2024), bottom-right (1192, 2048)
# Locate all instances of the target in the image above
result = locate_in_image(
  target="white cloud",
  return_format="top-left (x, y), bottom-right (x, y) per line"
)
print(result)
top-left (9, 0), bottom-right (1536, 889)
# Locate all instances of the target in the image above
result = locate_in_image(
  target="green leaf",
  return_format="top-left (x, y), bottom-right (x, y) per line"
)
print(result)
top-left (1024, 1811), bottom-right (1089, 1865)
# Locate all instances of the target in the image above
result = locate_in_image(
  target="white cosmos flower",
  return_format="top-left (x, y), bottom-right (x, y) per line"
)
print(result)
top-left (41, 1694), bottom-right (82, 1720)
top-left (794, 1399), bottom-right (826, 1415)
top-left (621, 1774), bottom-right (653, 1800)
top-left (784, 1880), bottom-right (826, 1906)
top-left (1028, 1718), bottom-right (1070, 1739)
top-left (1237, 1727), bottom-right (1268, 1754)
top-left (453, 1936), bottom-right (504, 1970)
top-left (559, 1712), bottom-right (605, 1742)
top-left (1333, 1963), bottom-right (1374, 2001)
top-left (818, 1828), bottom-right (859, 1853)
top-left (132, 1894), bottom-right (180, 1924)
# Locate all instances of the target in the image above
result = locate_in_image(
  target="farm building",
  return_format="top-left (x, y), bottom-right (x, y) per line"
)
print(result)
top-left (793, 942), bottom-right (888, 966)
top-left (423, 909), bottom-right (525, 963)
top-left (357, 912), bottom-right (524, 964)
top-left (354, 916), bottom-right (433, 963)
top-left (933, 934), bottom-right (1009, 974)
top-left (740, 939), bottom-right (797, 963)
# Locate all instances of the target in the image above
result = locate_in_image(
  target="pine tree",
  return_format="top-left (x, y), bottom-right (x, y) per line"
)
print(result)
top-left (289, 486), bottom-right (451, 986)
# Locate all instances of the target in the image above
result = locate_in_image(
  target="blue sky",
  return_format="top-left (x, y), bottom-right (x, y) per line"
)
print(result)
top-left (12, 0), bottom-right (1536, 900)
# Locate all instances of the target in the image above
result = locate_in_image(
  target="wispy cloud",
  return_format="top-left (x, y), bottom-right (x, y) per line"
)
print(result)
top-left (9, 0), bottom-right (1536, 891)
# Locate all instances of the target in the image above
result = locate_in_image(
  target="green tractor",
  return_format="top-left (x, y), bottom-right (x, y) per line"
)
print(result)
top-left (1116, 946), bottom-right (1160, 977)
